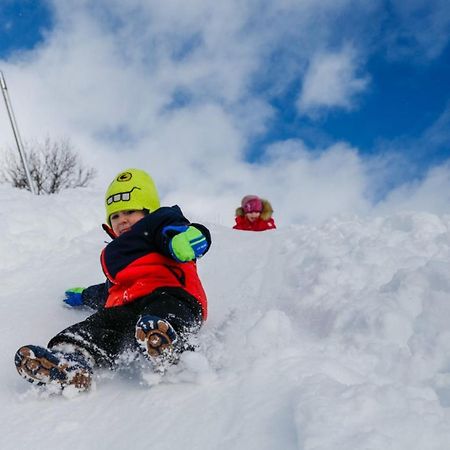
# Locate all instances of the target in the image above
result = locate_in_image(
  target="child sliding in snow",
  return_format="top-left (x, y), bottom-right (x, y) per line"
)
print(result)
top-left (15, 168), bottom-right (211, 391)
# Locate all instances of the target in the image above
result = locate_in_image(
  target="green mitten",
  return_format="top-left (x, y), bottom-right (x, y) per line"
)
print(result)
top-left (169, 226), bottom-right (208, 262)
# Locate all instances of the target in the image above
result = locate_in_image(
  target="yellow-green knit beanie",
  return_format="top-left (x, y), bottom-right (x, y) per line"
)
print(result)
top-left (105, 168), bottom-right (160, 224)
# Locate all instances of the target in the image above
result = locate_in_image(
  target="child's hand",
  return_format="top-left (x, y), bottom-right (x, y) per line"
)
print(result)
top-left (168, 226), bottom-right (208, 262)
top-left (63, 287), bottom-right (85, 307)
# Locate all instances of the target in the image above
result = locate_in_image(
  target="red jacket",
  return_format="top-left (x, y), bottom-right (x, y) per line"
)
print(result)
top-left (101, 206), bottom-right (210, 319)
top-left (233, 215), bottom-right (276, 231)
top-left (102, 252), bottom-right (208, 318)
top-left (233, 198), bottom-right (276, 232)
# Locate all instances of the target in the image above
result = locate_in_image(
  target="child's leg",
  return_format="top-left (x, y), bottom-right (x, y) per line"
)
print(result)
top-left (48, 289), bottom-right (202, 367)
top-left (47, 306), bottom-right (140, 367)
top-left (15, 307), bottom-right (135, 389)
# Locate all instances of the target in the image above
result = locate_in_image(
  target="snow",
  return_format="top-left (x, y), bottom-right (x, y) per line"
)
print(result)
top-left (2, 184), bottom-right (450, 450)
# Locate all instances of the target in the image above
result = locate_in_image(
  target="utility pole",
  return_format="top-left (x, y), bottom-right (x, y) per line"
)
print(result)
top-left (0, 71), bottom-right (36, 194)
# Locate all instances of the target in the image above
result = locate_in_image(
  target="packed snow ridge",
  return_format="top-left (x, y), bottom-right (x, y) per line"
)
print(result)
top-left (1, 185), bottom-right (450, 450)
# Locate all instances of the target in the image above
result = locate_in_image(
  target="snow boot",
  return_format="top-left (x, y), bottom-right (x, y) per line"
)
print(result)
top-left (135, 315), bottom-right (179, 368)
top-left (14, 345), bottom-right (93, 391)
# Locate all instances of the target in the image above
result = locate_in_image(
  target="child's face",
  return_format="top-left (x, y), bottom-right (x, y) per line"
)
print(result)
top-left (245, 211), bottom-right (261, 222)
top-left (110, 209), bottom-right (146, 236)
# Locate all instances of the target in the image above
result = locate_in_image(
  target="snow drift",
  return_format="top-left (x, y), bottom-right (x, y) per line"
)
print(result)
top-left (1, 185), bottom-right (450, 450)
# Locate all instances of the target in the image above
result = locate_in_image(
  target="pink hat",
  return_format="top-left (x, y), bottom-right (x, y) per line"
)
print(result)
top-left (242, 195), bottom-right (263, 213)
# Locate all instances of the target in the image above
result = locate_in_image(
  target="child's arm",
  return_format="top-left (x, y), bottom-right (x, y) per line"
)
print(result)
top-left (163, 224), bottom-right (209, 262)
top-left (121, 205), bottom-right (211, 262)
top-left (146, 206), bottom-right (211, 261)
top-left (63, 283), bottom-right (108, 310)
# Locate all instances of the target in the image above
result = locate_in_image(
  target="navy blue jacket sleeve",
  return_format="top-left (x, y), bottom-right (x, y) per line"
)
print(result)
top-left (150, 208), bottom-right (212, 259)
top-left (81, 283), bottom-right (109, 310)
top-left (102, 205), bottom-right (212, 278)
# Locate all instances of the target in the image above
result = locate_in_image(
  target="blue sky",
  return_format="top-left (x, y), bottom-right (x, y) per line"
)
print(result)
top-left (0, 1), bottom-right (450, 224)
top-left (251, 37), bottom-right (450, 176)
top-left (0, 1), bottom-right (52, 58)
top-left (2, 1), bottom-right (449, 165)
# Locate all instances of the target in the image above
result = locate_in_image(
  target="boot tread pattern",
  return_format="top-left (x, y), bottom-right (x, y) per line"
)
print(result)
top-left (14, 345), bottom-right (91, 391)
top-left (135, 316), bottom-right (178, 362)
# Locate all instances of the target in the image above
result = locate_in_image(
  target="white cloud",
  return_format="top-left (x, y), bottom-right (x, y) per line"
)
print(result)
top-left (297, 46), bottom-right (369, 116)
top-left (375, 163), bottom-right (450, 215)
top-left (259, 140), bottom-right (371, 224)
top-left (0, 1), bottom-right (449, 227)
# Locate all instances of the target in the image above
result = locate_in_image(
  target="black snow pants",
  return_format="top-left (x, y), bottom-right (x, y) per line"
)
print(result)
top-left (47, 287), bottom-right (203, 367)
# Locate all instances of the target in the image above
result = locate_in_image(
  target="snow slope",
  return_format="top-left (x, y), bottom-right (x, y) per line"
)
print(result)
top-left (2, 185), bottom-right (450, 450)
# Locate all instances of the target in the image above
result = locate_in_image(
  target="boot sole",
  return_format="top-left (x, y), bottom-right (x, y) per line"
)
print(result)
top-left (15, 346), bottom-right (91, 391)
top-left (135, 317), bottom-right (178, 363)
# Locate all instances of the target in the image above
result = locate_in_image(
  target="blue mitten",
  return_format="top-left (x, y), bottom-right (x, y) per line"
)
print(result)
top-left (164, 225), bottom-right (208, 262)
top-left (63, 287), bottom-right (85, 307)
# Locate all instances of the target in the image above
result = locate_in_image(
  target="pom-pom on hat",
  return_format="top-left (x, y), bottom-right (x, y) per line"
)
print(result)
top-left (105, 168), bottom-right (160, 224)
top-left (242, 195), bottom-right (263, 213)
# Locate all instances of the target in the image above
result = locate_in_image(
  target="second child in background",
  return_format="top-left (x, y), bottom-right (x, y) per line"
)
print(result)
top-left (233, 195), bottom-right (276, 232)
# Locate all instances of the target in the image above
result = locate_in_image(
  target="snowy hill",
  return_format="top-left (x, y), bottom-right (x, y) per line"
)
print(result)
top-left (2, 185), bottom-right (450, 450)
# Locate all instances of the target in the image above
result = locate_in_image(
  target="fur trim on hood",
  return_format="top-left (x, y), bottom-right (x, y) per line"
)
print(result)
top-left (235, 199), bottom-right (273, 221)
